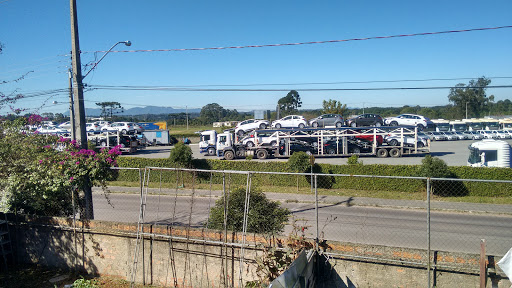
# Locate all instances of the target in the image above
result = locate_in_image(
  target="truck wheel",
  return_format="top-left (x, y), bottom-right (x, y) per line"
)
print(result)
top-left (349, 146), bottom-right (361, 154)
top-left (207, 147), bottom-right (216, 156)
top-left (389, 148), bottom-right (401, 158)
top-left (377, 148), bottom-right (388, 158)
top-left (224, 150), bottom-right (235, 160)
top-left (298, 123), bottom-right (305, 129)
top-left (259, 123), bottom-right (266, 129)
top-left (256, 149), bottom-right (268, 159)
top-left (336, 122), bottom-right (343, 128)
top-left (388, 139), bottom-right (399, 146)
top-left (246, 141), bottom-right (255, 148)
top-left (312, 122), bottom-right (319, 128)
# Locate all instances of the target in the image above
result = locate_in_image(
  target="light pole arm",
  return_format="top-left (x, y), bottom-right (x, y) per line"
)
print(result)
top-left (82, 41), bottom-right (131, 80)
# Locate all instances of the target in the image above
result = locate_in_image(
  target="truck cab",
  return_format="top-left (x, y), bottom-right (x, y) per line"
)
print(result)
top-left (468, 139), bottom-right (511, 168)
top-left (199, 130), bottom-right (218, 156)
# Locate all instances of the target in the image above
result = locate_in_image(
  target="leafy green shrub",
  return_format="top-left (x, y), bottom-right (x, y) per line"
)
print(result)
top-left (207, 187), bottom-right (290, 234)
top-left (416, 155), bottom-right (467, 196)
top-left (347, 154), bottom-right (362, 165)
top-left (169, 141), bottom-right (193, 167)
top-left (417, 155), bottom-right (452, 179)
top-left (287, 152), bottom-right (311, 173)
top-left (115, 157), bottom-right (512, 198)
top-left (73, 277), bottom-right (98, 288)
top-left (0, 118), bottom-right (120, 216)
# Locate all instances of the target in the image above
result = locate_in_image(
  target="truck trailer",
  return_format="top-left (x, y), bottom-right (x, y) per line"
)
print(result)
top-left (200, 126), bottom-right (429, 160)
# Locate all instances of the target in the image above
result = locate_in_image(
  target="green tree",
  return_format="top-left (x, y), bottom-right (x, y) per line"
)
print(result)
top-left (278, 90), bottom-right (302, 116)
top-left (207, 187), bottom-right (290, 234)
top-left (322, 99), bottom-right (347, 116)
top-left (200, 103), bottom-right (226, 124)
top-left (95, 101), bottom-right (124, 121)
top-left (448, 77), bottom-right (494, 118)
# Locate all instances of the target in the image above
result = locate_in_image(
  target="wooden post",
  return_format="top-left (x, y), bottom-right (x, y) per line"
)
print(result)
top-left (480, 239), bottom-right (486, 288)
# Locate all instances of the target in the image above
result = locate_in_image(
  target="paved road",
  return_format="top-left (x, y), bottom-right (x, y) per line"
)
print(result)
top-left (93, 191), bottom-right (512, 256)
top-left (124, 139), bottom-right (512, 166)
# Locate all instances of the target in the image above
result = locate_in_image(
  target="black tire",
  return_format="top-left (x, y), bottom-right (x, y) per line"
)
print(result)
top-left (390, 121), bottom-right (398, 126)
top-left (237, 130), bottom-right (244, 136)
top-left (349, 146), bottom-right (361, 154)
top-left (207, 147), bottom-right (216, 156)
top-left (326, 148), bottom-right (336, 155)
top-left (275, 123), bottom-right (282, 129)
top-left (121, 129), bottom-right (127, 134)
top-left (350, 122), bottom-right (357, 128)
top-left (256, 149), bottom-right (268, 160)
top-left (417, 124), bottom-right (425, 130)
top-left (259, 123), bottom-right (266, 129)
top-left (246, 141), bottom-right (255, 148)
top-left (377, 148), bottom-right (388, 158)
top-left (100, 141), bottom-right (107, 147)
top-left (375, 122), bottom-right (382, 127)
top-left (388, 139), bottom-right (399, 146)
top-left (335, 122), bottom-right (343, 128)
top-left (298, 123), bottom-right (305, 129)
top-left (417, 141), bottom-right (425, 148)
top-left (224, 150), bottom-right (235, 160)
top-left (312, 122), bottom-right (319, 128)
top-left (390, 148), bottom-right (401, 158)
top-left (305, 150), bottom-right (312, 156)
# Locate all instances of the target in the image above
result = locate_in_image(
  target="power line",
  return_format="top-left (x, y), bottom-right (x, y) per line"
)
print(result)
top-left (79, 25), bottom-right (512, 54)
top-left (87, 84), bottom-right (512, 92)
top-left (83, 76), bottom-right (512, 89)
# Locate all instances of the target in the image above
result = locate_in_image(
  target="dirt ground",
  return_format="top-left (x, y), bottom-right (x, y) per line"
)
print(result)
top-left (0, 265), bottom-right (159, 288)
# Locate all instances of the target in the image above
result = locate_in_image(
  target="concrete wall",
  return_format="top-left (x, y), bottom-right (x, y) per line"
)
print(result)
top-left (10, 215), bottom-right (511, 288)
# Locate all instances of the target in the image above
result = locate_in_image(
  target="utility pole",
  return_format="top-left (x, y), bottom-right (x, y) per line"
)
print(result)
top-left (466, 102), bottom-right (468, 119)
top-left (68, 69), bottom-right (76, 140)
top-left (70, 0), bottom-right (93, 219)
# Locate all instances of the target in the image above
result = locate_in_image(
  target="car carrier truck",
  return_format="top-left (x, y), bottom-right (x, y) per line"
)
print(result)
top-left (199, 126), bottom-right (430, 160)
top-left (199, 130), bottom-right (277, 160)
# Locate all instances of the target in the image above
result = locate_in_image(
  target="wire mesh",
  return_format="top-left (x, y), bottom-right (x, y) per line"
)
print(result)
top-left (8, 165), bottom-right (512, 286)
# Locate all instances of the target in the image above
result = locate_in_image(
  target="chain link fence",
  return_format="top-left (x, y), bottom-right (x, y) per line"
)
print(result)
top-left (8, 166), bottom-right (512, 285)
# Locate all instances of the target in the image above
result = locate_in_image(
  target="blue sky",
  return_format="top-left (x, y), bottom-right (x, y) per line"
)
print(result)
top-left (1, 0), bottom-right (511, 115)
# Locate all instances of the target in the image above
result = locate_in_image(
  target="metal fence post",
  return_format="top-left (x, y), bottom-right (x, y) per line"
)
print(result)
top-left (427, 177), bottom-right (431, 288)
top-left (315, 174), bottom-right (319, 250)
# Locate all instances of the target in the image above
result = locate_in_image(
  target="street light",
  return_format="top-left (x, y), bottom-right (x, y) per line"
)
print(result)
top-left (82, 41), bottom-right (131, 79)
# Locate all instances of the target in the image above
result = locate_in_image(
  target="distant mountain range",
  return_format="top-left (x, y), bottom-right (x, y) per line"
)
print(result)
top-left (64, 106), bottom-right (201, 116)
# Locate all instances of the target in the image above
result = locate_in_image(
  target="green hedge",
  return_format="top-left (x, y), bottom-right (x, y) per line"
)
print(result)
top-left (115, 158), bottom-right (512, 197)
